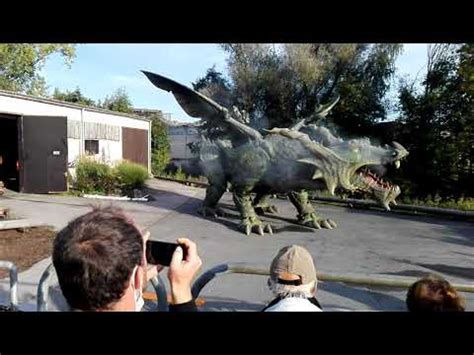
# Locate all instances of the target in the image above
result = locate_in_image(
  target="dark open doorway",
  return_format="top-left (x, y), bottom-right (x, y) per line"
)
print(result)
top-left (0, 114), bottom-right (20, 191)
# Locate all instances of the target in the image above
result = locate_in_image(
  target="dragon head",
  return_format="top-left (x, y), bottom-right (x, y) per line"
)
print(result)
top-left (268, 127), bottom-right (409, 210)
top-left (328, 138), bottom-right (408, 210)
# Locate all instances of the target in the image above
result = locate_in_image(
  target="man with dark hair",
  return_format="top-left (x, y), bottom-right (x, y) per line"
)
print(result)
top-left (53, 206), bottom-right (201, 311)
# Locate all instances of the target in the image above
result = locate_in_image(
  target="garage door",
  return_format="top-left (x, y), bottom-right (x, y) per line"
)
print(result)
top-left (122, 127), bottom-right (148, 168)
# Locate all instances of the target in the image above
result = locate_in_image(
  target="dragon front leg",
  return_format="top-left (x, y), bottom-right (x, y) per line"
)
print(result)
top-left (233, 190), bottom-right (273, 236)
top-left (289, 191), bottom-right (337, 230)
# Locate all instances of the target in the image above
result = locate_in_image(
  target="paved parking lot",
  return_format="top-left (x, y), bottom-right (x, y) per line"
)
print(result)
top-left (147, 187), bottom-right (474, 311)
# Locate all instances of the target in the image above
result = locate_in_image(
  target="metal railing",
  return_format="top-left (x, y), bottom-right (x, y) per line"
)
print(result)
top-left (192, 263), bottom-right (474, 299)
top-left (0, 261), bottom-right (18, 310)
top-left (36, 263), bottom-right (169, 312)
top-left (150, 276), bottom-right (169, 312)
top-left (32, 262), bottom-right (474, 311)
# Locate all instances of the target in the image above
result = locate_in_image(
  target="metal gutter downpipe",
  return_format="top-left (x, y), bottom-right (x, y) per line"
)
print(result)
top-left (80, 108), bottom-right (85, 156)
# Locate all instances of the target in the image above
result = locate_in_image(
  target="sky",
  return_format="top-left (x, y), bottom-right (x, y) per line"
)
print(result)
top-left (41, 43), bottom-right (429, 122)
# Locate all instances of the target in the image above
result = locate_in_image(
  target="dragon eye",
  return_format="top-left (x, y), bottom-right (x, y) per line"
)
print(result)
top-left (392, 151), bottom-right (398, 157)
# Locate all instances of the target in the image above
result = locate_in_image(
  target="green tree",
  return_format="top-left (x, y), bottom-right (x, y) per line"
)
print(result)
top-left (52, 87), bottom-right (96, 106)
top-left (194, 43), bottom-right (402, 137)
top-left (395, 44), bottom-right (473, 198)
top-left (101, 87), bottom-right (133, 113)
top-left (193, 65), bottom-right (233, 106)
top-left (0, 44), bottom-right (76, 96)
top-left (329, 44), bottom-right (403, 136)
top-left (192, 66), bottom-right (233, 139)
top-left (149, 112), bottom-right (171, 175)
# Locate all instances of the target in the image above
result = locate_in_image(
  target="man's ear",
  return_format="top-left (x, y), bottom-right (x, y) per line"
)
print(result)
top-left (134, 265), bottom-right (145, 291)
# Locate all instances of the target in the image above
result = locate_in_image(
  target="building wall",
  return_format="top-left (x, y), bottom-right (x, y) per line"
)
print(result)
top-left (0, 93), bottom-right (151, 171)
top-left (168, 125), bottom-right (200, 161)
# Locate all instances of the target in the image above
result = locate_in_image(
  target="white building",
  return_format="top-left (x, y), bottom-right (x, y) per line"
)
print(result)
top-left (0, 90), bottom-right (151, 193)
top-left (167, 123), bottom-right (200, 162)
top-left (132, 108), bottom-right (200, 167)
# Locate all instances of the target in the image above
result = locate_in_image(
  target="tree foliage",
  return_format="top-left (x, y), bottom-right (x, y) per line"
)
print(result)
top-left (0, 44), bottom-right (76, 96)
top-left (100, 87), bottom-right (133, 113)
top-left (149, 112), bottom-right (171, 175)
top-left (394, 44), bottom-right (473, 198)
top-left (52, 87), bottom-right (96, 106)
top-left (193, 44), bottom-right (402, 137)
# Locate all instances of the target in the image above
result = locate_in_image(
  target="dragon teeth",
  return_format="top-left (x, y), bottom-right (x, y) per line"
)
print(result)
top-left (395, 160), bottom-right (400, 169)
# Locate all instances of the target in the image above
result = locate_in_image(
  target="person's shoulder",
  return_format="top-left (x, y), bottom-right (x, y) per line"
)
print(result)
top-left (264, 297), bottom-right (322, 312)
top-left (168, 300), bottom-right (198, 312)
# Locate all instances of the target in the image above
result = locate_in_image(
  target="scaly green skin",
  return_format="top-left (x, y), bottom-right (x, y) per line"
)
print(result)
top-left (198, 129), bottom-right (407, 236)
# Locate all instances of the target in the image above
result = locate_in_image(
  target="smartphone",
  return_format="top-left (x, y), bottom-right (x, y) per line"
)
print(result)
top-left (145, 240), bottom-right (187, 266)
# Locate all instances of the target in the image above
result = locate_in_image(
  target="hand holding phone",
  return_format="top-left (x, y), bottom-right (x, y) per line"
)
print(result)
top-left (146, 240), bottom-right (188, 266)
top-left (146, 238), bottom-right (202, 305)
top-left (168, 238), bottom-right (202, 304)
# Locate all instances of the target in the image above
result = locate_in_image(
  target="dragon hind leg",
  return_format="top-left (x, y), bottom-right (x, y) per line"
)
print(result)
top-left (253, 192), bottom-right (278, 215)
top-left (289, 191), bottom-right (337, 230)
top-left (198, 181), bottom-right (227, 218)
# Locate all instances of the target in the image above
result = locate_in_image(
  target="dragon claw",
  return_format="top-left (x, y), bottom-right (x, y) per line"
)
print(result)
top-left (265, 224), bottom-right (273, 235)
top-left (198, 207), bottom-right (226, 218)
top-left (328, 219), bottom-right (337, 228)
top-left (298, 213), bottom-right (337, 231)
top-left (254, 204), bottom-right (279, 216)
top-left (239, 217), bottom-right (273, 237)
top-left (321, 220), bottom-right (332, 229)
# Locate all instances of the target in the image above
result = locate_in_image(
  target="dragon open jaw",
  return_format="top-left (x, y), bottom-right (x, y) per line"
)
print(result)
top-left (357, 167), bottom-right (393, 190)
top-left (352, 166), bottom-right (402, 210)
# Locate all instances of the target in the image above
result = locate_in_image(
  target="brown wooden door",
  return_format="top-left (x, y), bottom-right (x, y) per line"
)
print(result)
top-left (122, 127), bottom-right (148, 168)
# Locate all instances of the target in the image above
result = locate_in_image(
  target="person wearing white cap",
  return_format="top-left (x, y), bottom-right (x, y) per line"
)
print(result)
top-left (263, 245), bottom-right (322, 312)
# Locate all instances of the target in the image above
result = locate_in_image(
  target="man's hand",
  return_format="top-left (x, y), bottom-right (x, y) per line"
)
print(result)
top-left (142, 230), bottom-right (166, 288)
top-left (145, 265), bottom-right (164, 283)
top-left (168, 238), bottom-right (202, 305)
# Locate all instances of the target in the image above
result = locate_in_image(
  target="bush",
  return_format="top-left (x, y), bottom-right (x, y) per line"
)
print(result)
top-left (152, 149), bottom-right (170, 176)
top-left (74, 158), bottom-right (149, 196)
top-left (75, 157), bottom-right (116, 194)
top-left (400, 196), bottom-right (474, 211)
top-left (174, 167), bottom-right (187, 181)
top-left (114, 160), bottom-right (149, 193)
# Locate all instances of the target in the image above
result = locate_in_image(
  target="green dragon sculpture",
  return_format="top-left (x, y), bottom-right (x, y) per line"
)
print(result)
top-left (143, 71), bottom-right (409, 236)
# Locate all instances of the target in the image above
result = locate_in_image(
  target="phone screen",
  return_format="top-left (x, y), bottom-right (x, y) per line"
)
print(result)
top-left (146, 240), bottom-right (185, 266)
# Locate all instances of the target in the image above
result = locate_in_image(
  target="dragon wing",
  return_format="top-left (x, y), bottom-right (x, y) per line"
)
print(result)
top-left (142, 71), bottom-right (261, 141)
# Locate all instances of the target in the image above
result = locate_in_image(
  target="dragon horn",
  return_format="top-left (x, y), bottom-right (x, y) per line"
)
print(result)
top-left (315, 95), bottom-right (340, 117)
